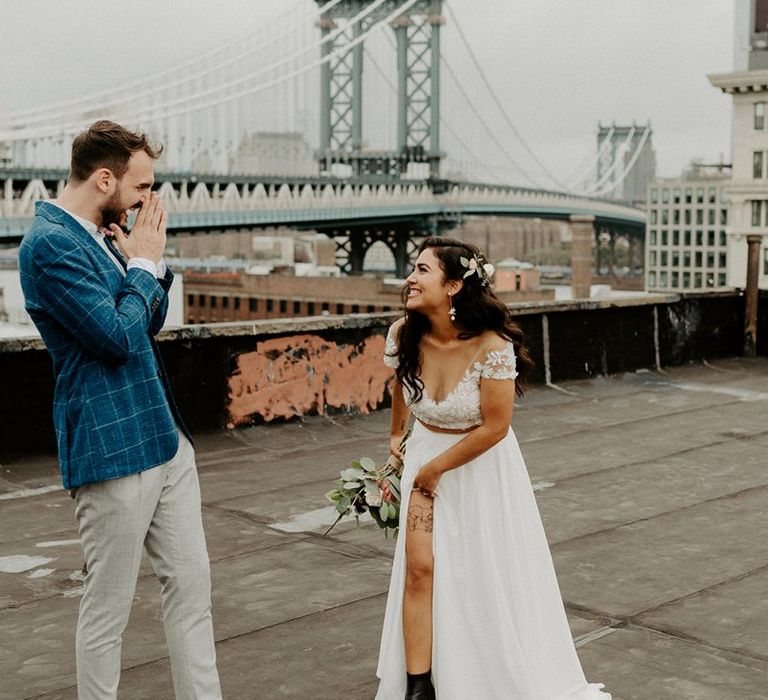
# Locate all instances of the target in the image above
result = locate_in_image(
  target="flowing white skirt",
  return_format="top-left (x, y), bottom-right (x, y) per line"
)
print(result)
top-left (375, 421), bottom-right (610, 700)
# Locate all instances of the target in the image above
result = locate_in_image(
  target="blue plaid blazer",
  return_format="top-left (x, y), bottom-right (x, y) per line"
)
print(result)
top-left (19, 201), bottom-right (189, 489)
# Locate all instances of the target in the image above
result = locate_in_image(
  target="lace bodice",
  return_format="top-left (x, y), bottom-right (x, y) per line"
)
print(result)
top-left (383, 323), bottom-right (518, 430)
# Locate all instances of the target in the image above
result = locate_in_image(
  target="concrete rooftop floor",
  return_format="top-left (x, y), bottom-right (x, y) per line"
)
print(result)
top-left (1, 358), bottom-right (768, 700)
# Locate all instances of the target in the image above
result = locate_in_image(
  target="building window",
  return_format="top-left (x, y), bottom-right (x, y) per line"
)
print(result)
top-left (708, 188), bottom-right (716, 204)
top-left (279, 299), bottom-right (287, 313)
top-left (321, 302), bottom-right (330, 312)
top-left (720, 209), bottom-right (727, 225)
top-left (649, 271), bottom-right (657, 287)
top-left (673, 210), bottom-right (680, 225)
top-left (696, 230), bottom-right (703, 246)
top-left (267, 299), bottom-right (274, 312)
top-left (210, 296), bottom-right (217, 309)
top-left (756, 102), bottom-right (766, 130)
top-left (696, 188), bottom-right (704, 204)
top-left (695, 251), bottom-right (703, 267)
top-left (293, 301), bottom-right (301, 314)
top-left (684, 210), bottom-right (691, 225)
top-left (683, 272), bottom-right (691, 288)
top-left (671, 251), bottom-right (680, 267)
top-left (366, 304), bottom-right (375, 313)
top-left (661, 231), bottom-right (668, 245)
top-left (718, 272), bottom-right (727, 286)
top-left (649, 230), bottom-right (657, 245)
top-left (662, 210), bottom-right (669, 225)
top-left (187, 294), bottom-right (194, 307)
top-left (673, 189), bottom-right (681, 204)
top-left (660, 251), bottom-right (668, 266)
top-left (683, 251), bottom-right (691, 267)
top-left (198, 294), bottom-right (206, 306)
top-left (671, 271), bottom-right (679, 287)
top-left (249, 298), bottom-right (258, 312)
top-left (718, 252), bottom-right (726, 268)
top-left (660, 271), bottom-right (668, 287)
top-left (695, 208), bottom-right (703, 225)
top-left (708, 209), bottom-right (715, 225)
top-left (336, 303), bottom-right (344, 314)
top-left (222, 297), bottom-right (229, 309)
top-left (649, 250), bottom-right (657, 265)
top-left (235, 297), bottom-right (241, 311)
top-left (307, 302), bottom-right (315, 315)
top-left (672, 230), bottom-right (680, 245)
top-left (650, 189), bottom-right (658, 204)
top-left (650, 210), bottom-right (657, 224)
top-left (351, 304), bottom-right (360, 313)
top-left (719, 231), bottom-right (727, 246)
top-left (754, 150), bottom-right (764, 178)
top-left (752, 200), bottom-right (763, 226)
top-left (685, 188), bottom-right (692, 204)
top-left (707, 230), bottom-right (715, 246)
top-left (694, 272), bottom-right (702, 287)
top-left (684, 230), bottom-right (691, 246)
top-left (707, 252), bottom-right (715, 268)
top-left (661, 188), bottom-right (669, 204)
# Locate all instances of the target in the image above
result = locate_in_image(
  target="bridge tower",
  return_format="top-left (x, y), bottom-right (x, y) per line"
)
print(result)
top-left (315, 0), bottom-right (443, 179)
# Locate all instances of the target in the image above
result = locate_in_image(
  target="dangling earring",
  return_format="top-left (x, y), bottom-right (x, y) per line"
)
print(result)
top-left (448, 293), bottom-right (456, 323)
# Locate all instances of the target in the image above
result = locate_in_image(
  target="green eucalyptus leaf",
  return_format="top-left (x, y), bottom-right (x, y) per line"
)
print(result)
top-left (359, 456), bottom-right (376, 471)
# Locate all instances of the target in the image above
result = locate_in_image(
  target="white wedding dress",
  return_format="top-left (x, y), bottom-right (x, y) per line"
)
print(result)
top-left (376, 325), bottom-right (610, 700)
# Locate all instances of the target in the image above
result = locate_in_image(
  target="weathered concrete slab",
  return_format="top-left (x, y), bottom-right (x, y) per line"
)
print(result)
top-left (635, 566), bottom-right (768, 660)
top-left (552, 486), bottom-right (768, 618)
top-left (576, 627), bottom-right (768, 700)
top-left (538, 434), bottom-right (768, 544)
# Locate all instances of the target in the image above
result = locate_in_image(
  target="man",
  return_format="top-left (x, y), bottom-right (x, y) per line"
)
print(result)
top-left (19, 120), bottom-right (222, 699)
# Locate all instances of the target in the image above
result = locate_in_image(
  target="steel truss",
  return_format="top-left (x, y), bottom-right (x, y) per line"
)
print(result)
top-left (316, 0), bottom-right (443, 178)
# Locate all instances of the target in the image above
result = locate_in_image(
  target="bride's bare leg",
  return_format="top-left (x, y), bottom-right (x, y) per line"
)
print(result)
top-left (403, 491), bottom-right (434, 674)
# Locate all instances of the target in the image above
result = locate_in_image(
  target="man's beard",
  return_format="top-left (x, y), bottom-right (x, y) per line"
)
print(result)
top-left (100, 191), bottom-right (127, 230)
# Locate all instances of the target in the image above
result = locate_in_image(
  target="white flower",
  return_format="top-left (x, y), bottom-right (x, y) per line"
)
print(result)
top-left (365, 490), bottom-right (383, 507)
top-left (483, 263), bottom-right (495, 278)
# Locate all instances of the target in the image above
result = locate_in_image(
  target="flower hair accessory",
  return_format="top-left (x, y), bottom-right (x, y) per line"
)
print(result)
top-left (460, 254), bottom-right (495, 286)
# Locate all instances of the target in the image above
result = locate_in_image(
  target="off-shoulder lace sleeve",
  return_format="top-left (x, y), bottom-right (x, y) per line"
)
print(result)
top-left (383, 323), bottom-right (400, 369)
top-left (479, 341), bottom-right (518, 380)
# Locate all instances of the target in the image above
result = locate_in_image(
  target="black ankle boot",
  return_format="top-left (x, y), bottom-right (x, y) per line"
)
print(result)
top-left (405, 671), bottom-right (435, 700)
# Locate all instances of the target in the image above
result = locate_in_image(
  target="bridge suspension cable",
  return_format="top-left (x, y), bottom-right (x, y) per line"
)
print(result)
top-left (0, 0), bottom-right (419, 143)
top-left (564, 125), bottom-right (615, 191)
top-left (364, 44), bottom-right (499, 183)
top-left (444, 0), bottom-right (568, 191)
top-left (590, 125), bottom-right (651, 198)
top-left (581, 125), bottom-right (637, 195)
top-left (8, 0), bottom-right (312, 125)
top-left (4, 0), bottom-right (365, 138)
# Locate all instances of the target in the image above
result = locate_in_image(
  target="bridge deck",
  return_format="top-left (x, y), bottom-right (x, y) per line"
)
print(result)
top-left (3, 358), bottom-right (765, 699)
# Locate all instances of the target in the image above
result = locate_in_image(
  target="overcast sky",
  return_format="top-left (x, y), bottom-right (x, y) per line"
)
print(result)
top-left (0, 0), bottom-right (738, 182)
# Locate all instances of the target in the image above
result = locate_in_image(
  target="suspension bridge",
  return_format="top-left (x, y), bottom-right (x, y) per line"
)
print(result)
top-left (0, 0), bottom-right (648, 276)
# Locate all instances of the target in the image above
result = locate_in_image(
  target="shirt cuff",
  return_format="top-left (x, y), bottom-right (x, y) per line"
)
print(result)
top-left (127, 257), bottom-right (164, 278)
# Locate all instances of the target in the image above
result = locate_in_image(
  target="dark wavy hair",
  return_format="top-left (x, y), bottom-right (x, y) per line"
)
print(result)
top-left (390, 237), bottom-right (533, 399)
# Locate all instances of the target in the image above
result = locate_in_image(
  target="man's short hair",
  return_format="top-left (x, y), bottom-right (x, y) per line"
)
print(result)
top-left (69, 120), bottom-right (163, 182)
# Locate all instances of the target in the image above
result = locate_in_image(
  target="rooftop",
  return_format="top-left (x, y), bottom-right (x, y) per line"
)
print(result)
top-left (1, 357), bottom-right (767, 698)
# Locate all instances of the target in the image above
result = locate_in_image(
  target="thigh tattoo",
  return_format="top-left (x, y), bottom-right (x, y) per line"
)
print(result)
top-left (407, 504), bottom-right (433, 533)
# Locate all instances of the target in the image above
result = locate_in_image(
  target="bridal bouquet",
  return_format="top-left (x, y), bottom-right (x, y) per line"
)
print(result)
top-left (324, 433), bottom-right (409, 539)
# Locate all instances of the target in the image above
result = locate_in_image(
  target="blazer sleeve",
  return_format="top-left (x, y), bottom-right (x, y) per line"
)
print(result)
top-left (33, 231), bottom-right (164, 365)
top-left (150, 267), bottom-right (174, 335)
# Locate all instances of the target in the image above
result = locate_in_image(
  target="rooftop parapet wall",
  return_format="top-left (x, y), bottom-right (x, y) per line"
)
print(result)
top-left (0, 292), bottom-right (763, 458)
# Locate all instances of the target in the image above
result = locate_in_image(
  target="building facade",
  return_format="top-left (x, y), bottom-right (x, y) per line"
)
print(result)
top-left (645, 165), bottom-right (730, 292)
top-left (708, 0), bottom-right (768, 290)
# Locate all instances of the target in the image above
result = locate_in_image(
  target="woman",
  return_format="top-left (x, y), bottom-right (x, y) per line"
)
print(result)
top-left (376, 238), bottom-right (609, 700)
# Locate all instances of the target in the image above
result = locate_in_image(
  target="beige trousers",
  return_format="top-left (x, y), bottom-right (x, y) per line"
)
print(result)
top-left (74, 431), bottom-right (222, 699)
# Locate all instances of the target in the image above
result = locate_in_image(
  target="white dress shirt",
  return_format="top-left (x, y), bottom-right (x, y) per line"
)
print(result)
top-left (50, 201), bottom-right (166, 279)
